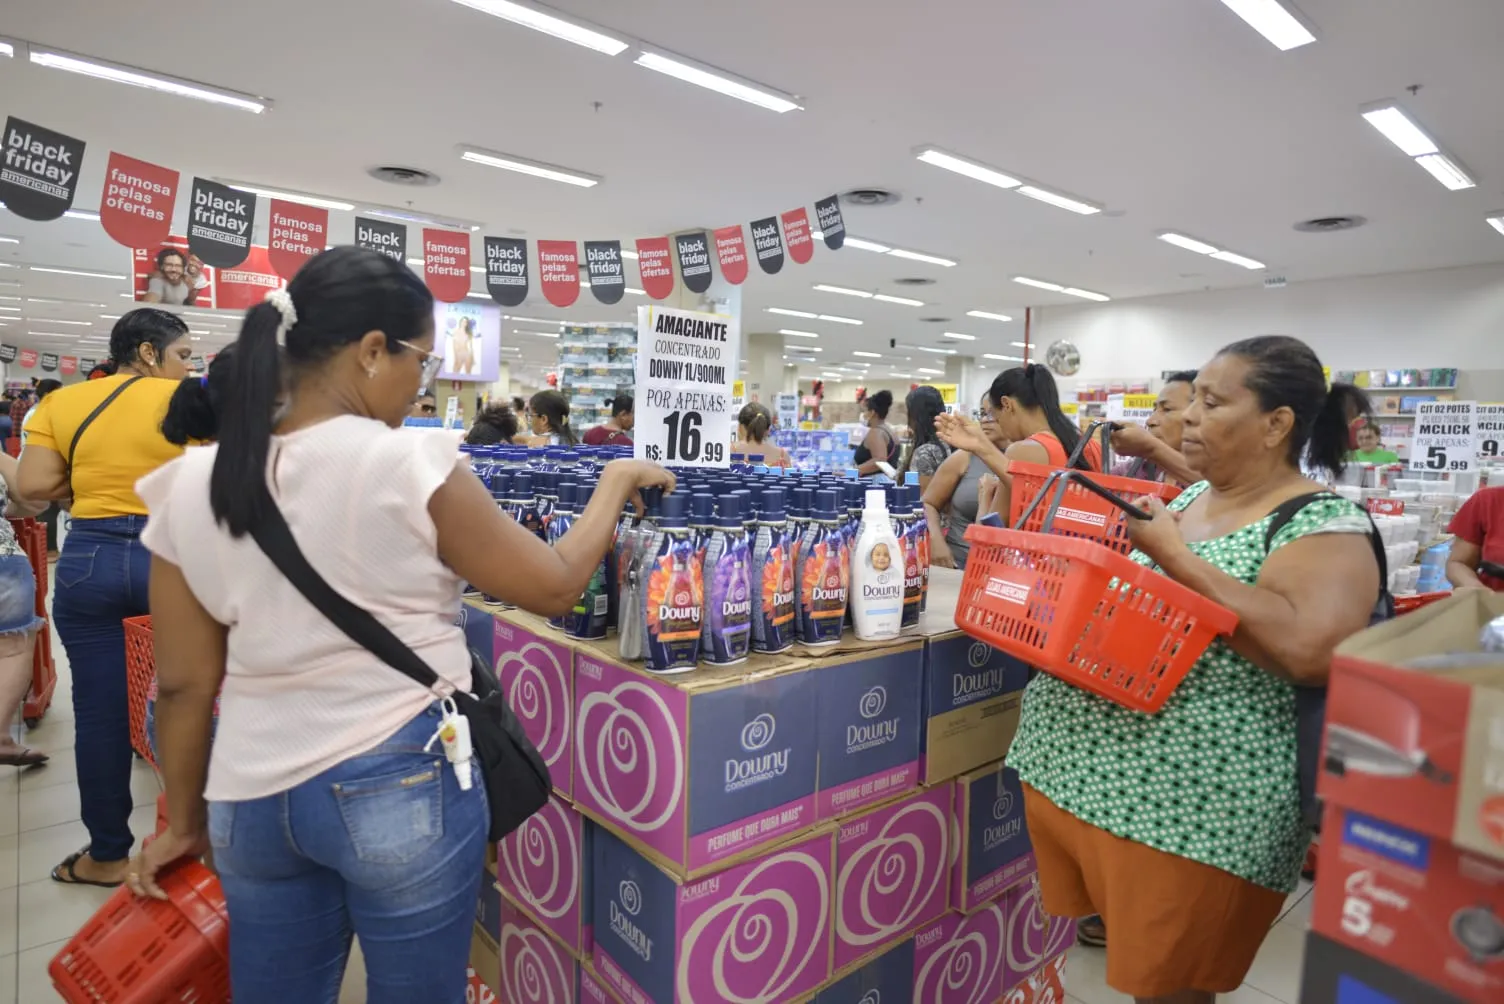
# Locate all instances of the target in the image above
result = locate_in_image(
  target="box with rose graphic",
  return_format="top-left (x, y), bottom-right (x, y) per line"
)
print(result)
top-left (496, 793), bottom-right (594, 958)
top-left (591, 824), bottom-right (835, 1004)
top-left (494, 616), bottom-right (576, 799)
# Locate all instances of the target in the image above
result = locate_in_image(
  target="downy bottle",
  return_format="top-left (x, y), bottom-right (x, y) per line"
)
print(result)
top-left (890, 486), bottom-right (923, 632)
top-left (750, 488), bottom-right (797, 654)
top-left (788, 486), bottom-right (814, 567)
top-left (795, 489), bottom-right (849, 646)
top-left (701, 493), bottom-right (752, 666)
top-left (642, 494), bottom-right (702, 673)
top-left (510, 471), bottom-right (543, 541)
top-left (564, 482), bottom-right (610, 640)
top-left (618, 486), bottom-right (663, 662)
top-left (545, 482), bottom-right (578, 630)
top-left (689, 493), bottom-right (716, 558)
top-left (902, 479), bottom-right (933, 614)
top-left (851, 489), bottom-right (904, 641)
top-left (535, 471), bottom-right (559, 538)
top-left (607, 501), bottom-right (635, 634)
top-left (478, 471), bottom-right (515, 606)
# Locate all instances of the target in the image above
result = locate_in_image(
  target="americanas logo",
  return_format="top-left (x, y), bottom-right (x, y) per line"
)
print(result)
top-left (984, 576), bottom-right (1031, 606)
top-left (858, 686), bottom-right (887, 720)
top-left (740, 713), bottom-right (776, 751)
top-left (1055, 506), bottom-right (1107, 528)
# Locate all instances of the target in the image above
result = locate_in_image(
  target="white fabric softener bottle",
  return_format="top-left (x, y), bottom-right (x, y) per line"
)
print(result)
top-left (850, 488), bottom-right (904, 641)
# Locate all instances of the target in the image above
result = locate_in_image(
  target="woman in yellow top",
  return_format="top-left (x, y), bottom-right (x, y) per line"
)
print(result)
top-left (18, 308), bottom-right (193, 887)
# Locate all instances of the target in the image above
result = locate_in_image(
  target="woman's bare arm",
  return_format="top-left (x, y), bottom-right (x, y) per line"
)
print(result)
top-left (15, 445), bottom-right (70, 504)
top-left (1446, 538), bottom-right (1486, 589)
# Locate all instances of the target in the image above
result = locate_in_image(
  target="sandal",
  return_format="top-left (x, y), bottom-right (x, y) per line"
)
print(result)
top-left (1077, 914), bottom-right (1107, 948)
top-left (51, 848), bottom-right (125, 889)
top-left (0, 747), bottom-right (47, 767)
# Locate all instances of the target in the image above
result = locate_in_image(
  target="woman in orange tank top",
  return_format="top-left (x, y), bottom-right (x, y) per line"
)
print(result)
top-left (936, 363), bottom-right (1099, 520)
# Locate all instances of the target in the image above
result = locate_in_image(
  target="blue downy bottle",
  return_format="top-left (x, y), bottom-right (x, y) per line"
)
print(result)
top-left (700, 493), bottom-right (752, 666)
top-left (564, 482), bottom-right (609, 640)
top-left (795, 489), bottom-right (848, 646)
top-left (890, 486), bottom-right (923, 631)
top-left (607, 501), bottom-right (635, 634)
top-left (545, 482), bottom-right (579, 630)
top-left (689, 493), bottom-right (716, 557)
top-left (750, 489), bottom-right (796, 654)
top-left (477, 471), bottom-right (514, 605)
top-left (510, 471), bottom-right (543, 541)
top-left (904, 484), bottom-right (933, 614)
top-left (641, 494), bottom-right (702, 673)
top-left (536, 472), bottom-right (559, 538)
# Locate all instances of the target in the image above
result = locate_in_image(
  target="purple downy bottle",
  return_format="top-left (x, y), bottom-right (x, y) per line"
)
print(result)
top-left (700, 493), bottom-right (752, 666)
top-left (545, 482), bottom-right (578, 630)
top-left (795, 489), bottom-right (848, 646)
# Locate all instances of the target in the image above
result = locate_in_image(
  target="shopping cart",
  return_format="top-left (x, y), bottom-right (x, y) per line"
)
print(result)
top-left (959, 471), bottom-right (1237, 713)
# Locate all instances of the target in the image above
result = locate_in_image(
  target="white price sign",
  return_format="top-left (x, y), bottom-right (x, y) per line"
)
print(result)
top-left (634, 305), bottom-right (738, 468)
top-left (776, 391), bottom-right (799, 429)
top-left (1476, 403), bottom-right (1504, 460)
top-left (1409, 400), bottom-right (1477, 474)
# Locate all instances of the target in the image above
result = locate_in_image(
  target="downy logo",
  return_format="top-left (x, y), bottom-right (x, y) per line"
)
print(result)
top-left (618, 880), bottom-right (642, 916)
top-left (859, 992), bottom-right (881, 1004)
top-left (610, 879), bottom-right (652, 961)
top-left (849, 686), bottom-right (899, 754)
top-left (993, 789), bottom-right (1014, 821)
top-left (740, 713), bottom-right (777, 751)
top-left (858, 686), bottom-right (887, 719)
top-left (968, 642), bottom-right (990, 668)
top-left (727, 713), bottom-right (790, 791)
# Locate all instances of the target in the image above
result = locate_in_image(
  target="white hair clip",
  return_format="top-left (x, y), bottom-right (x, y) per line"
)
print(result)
top-left (264, 288), bottom-right (298, 345)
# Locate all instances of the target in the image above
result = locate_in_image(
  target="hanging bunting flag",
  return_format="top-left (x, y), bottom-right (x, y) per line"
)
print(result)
top-left (584, 240), bottom-right (625, 305)
top-left (422, 228), bottom-right (470, 303)
top-left (267, 199), bottom-right (328, 280)
top-left (674, 231), bottom-right (713, 294)
top-left (190, 355), bottom-right (206, 371)
top-left (0, 117), bottom-right (86, 222)
top-left (188, 178), bottom-right (254, 269)
top-left (635, 236), bottom-right (674, 300)
top-left (750, 216), bottom-right (784, 274)
top-left (60, 355), bottom-right (78, 376)
top-left (782, 207), bottom-right (814, 264)
top-left (355, 216), bottom-right (406, 262)
top-left (484, 236), bottom-right (528, 307)
top-left (814, 194), bottom-right (846, 250)
top-left (18, 349), bottom-right (37, 369)
top-left (713, 225), bottom-right (748, 285)
top-left (79, 356), bottom-right (97, 371)
top-left (100, 152), bottom-right (178, 248)
top-left (40, 352), bottom-right (58, 372)
top-left (0, 346), bottom-right (16, 364)
top-left (536, 240), bottom-right (580, 308)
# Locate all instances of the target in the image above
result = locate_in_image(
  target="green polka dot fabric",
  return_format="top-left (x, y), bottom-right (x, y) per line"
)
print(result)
top-left (1006, 481), bottom-right (1371, 893)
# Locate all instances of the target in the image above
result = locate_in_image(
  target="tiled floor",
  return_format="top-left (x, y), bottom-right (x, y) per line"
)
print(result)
top-left (3, 593), bottom-right (1307, 1003)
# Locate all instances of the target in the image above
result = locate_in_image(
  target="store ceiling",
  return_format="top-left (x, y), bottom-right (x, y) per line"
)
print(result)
top-left (2, 0), bottom-right (1503, 383)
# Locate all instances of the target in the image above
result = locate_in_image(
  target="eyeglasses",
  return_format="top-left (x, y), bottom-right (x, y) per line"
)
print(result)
top-left (397, 340), bottom-right (444, 385)
top-left (418, 403), bottom-right (437, 415)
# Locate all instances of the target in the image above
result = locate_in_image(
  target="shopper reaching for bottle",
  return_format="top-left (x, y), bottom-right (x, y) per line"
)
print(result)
top-left (1007, 336), bottom-right (1379, 1003)
top-left (126, 247), bottom-right (673, 1004)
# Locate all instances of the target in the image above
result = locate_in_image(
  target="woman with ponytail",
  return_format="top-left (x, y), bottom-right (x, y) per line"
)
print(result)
top-left (17, 308), bottom-right (193, 887)
top-left (528, 388), bottom-right (578, 446)
top-left (127, 247), bottom-right (673, 1002)
top-left (1007, 336), bottom-right (1382, 1001)
top-left (935, 362), bottom-right (1101, 519)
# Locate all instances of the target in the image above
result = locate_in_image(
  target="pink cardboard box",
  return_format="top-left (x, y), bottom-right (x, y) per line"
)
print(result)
top-left (497, 793), bottom-right (593, 958)
top-left (834, 783), bottom-right (953, 971)
top-left (912, 901), bottom-right (1009, 1003)
top-left (498, 899), bottom-right (581, 1003)
top-left (495, 618), bottom-right (575, 799)
top-left (1001, 876), bottom-right (1077, 994)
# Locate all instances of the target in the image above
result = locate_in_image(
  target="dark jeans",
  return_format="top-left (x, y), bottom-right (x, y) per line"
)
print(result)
top-left (53, 515), bottom-right (151, 862)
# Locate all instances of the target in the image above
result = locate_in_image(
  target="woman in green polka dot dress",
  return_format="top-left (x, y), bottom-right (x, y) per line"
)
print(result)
top-left (1007, 336), bottom-right (1381, 1003)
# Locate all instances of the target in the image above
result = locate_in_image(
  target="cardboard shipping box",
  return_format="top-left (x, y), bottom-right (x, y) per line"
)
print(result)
top-left (1301, 932), bottom-right (1465, 1004)
top-left (921, 632), bottom-right (1027, 785)
top-left (497, 793), bottom-right (594, 958)
top-left (494, 612), bottom-right (577, 799)
top-left (813, 644), bottom-right (925, 821)
top-left (951, 760), bottom-right (1036, 914)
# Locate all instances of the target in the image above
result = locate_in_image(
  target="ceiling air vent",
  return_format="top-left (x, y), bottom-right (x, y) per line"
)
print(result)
top-left (1293, 215), bottom-right (1366, 233)
top-left (893, 277), bottom-right (935, 286)
top-left (841, 188), bottom-right (900, 207)
top-left (367, 166), bottom-right (441, 187)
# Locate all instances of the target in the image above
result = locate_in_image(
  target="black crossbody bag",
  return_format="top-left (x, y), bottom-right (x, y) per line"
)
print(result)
top-left (248, 494), bottom-right (550, 840)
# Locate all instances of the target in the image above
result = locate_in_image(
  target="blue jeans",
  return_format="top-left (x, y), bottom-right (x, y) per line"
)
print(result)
top-left (52, 516), bottom-right (151, 862)
top-left (210, 704), bottom-right (488, 1004)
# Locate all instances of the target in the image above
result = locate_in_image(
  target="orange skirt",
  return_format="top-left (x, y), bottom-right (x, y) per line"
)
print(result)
top-left (1022, 784), bottom-right (1286, 997)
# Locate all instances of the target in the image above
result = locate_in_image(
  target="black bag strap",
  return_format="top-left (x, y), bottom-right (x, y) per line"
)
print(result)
top-left (1263, 491), bottom-right (1390, 603)
top-left (68, 375), bottom-right (145, 465)
top-left (247, 492), bottom-right (449, 696)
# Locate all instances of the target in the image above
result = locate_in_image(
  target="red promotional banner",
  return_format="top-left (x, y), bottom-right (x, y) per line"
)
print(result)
top-left (18, 349), bottom-right (37, 369)
top-left (267, 199), bottom-right (328, 280)
top-left (713, 225), bottom-right (748, 285)
top-left (423, 229), bottom-right (470, 303)
top-left (536, 240), bottom-right (580, 308)
top-left (636, 236), bottom-right (674, 300)
top-left (60, 355), bottom-right (78, 376)
top-left (215, 245), bottom-right (286, 310)
top-left (782, 207), bottom-right (814, 264)
top-left (100, 152), bottom-right (178, 249)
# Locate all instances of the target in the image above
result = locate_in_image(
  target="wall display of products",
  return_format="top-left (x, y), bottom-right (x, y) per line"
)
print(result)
top-left (769, 427), bottom-right (859, 472)
top-left (558, 323), bottom-right (637, 430)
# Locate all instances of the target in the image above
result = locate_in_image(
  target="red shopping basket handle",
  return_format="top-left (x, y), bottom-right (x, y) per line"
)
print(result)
top-left (1015, 468), bottom-right (1154, 532)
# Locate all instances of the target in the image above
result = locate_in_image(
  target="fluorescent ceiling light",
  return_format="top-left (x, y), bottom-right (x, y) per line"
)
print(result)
top-left (1414, 153), bottom-right (1475, 191)
top-left (518, 329), bottom-right (560, 338)
top-left (0, 41), bottom-right (13, 58)
top-left (368, 208), bottom-right (477, 229)
top-left (915, 148), bottom-right (1021, 190)
top-left (779, 329), bottom-right (819, 338)
top-left (942, 332), bottom-right (976, 341)
top-left (634, 52), bottom-right (802, 113)
top-left (406, 258), bottom-right (425, 267)
top-left (983, 353), bottom-right (1025, 362)
top-left (223, 182), bottom-right (354, 211)
top-left (787, 346), bottom-right (823, 353)
top-left (1361, 105), bottom-right (1438, 157)
top-left (505, 315), bottom-right (563, 325)
top-left (1208, 251), bottom-right (1265, 270)
top-left (767, 307), bottom-right (817, 318)
top-left (1487, 214), bottom-right (1504, 236)
top-left (1011, 341), bottom-right (1029, 348)
top-left (916, 368), bottom-right (944, 376)
top-left (1062, 287), bottom-right (1111, 301)
top-left (894, 343), bottom-right (957, 356)
top-left (0, 204), bottom-right (98, 221)
top-left (821, 372), bottom-right (847, 378)
top-left (0, 305), bottom-right (17, 312)
top-left (625, 287), bottom-right (645, 295)
top-left (873, 294), bottom-right (924, 306)
top-left (852, 351), bottom-right (883, 358)
top-left (0, 236), bottom-right (18, 245)
top-left (26, 297), bottom-right (106, 307)
top-left (29, 318), bottom-right (91, 326)
top-left (966, 310), bottom-right (1012, 323)
top-left (1158, 232), bottom-right (1219, 255)
top-left (27, 331), bottom-right (85, 338)
top-left (890, 372), bottom-right (913, 379)
top-left (842, 237), bottom-right (891, 253)
top-left (0, 296), bottom-right (18, 301)
top-left (29, 47), bottom-right (268, 112)
top-left (29, 266), bottom-right (126, 280)
top-left (465, 292), bottom-right (491, 300)
top-left (1217, 0), bottom-right (1316, 50)
top-left (818, 314), bottom-right (863, 325)
top-left (813, 284), bottom-right (872, 298)
top-left (621, 249), bottom-right (639, 260)
top-left (447, 0), bottom-right (628, 55)
top-left (459, 147), bottom-right (601, 188)
top-left (885, 248), bottom-right (957, 267)
top-left (99, 314), bottom-right (120, 320)
top-left (1012, 276), bottom-right (1063, 291)
top-left (1016, 185), bottom-right (1101, 215)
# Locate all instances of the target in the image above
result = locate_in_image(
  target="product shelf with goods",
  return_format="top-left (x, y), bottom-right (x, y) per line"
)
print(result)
top-left (558, 322), bottom-right (637, 430)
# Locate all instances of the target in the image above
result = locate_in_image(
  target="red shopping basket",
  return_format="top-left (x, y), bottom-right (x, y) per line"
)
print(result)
top-left (958, 518), bottom-right (1238, 713)
top-left (1393, 590), bottom-right (1451, 615)
top-left (124, 616), bottom-right (156, 768)
top-left (1009, 462), bottom-right (1181, 553)
top-left (50, 860), bottom-right (230, 1004)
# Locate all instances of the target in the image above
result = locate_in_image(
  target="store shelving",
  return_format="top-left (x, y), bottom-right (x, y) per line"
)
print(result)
top-left (557, 322), bottom-right (636, 429)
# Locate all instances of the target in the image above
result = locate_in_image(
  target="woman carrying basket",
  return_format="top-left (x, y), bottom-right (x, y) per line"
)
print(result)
top-left (1006, 336), bottom-right (1380, 1003)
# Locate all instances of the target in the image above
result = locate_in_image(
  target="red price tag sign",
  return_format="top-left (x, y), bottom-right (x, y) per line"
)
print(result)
top-left (1367, 498), bottom-right (1405, 516)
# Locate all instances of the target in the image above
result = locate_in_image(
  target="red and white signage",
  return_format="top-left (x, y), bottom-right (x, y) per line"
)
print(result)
top-left (267, 199), bottom-right (328, 280)
top-left (636, 236), bottom-right (674, 300)
top-left (18, 349), bottom-right (37, 369)
top-left (536, 240), bottom-right (580, 308)
top-left (782, 207), bottom-right (814, 264)
top-left (714, 224), bottom-right (748, 285)
top-left (422, 228), bottom-right (470, 303)
top-left (99, 152), bottom-right (178, 248)
top-left (60, 356), bottom-right (78, 376)
top-left (214, 246), bottom-right (285, 310)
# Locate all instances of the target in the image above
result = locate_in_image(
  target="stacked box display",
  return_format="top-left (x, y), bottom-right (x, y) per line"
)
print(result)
top-left (951, 761), bottom-right (1035, 913)
top-left (496, 617), bottom-right (576, 798)
top-left (920, 633), bottom-right (1027, 785)
top-left (814, 645), bottom-right (925, 820)
top-left (497, 792), bottom-right (594, 957)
